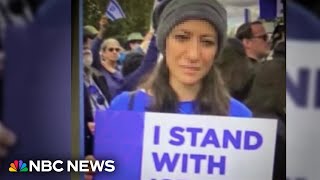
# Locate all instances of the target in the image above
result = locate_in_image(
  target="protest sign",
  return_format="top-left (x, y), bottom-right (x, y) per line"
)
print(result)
top-left (286, 2), bottom-right (320, 179)
top-left (95, 110), bottom-right (277, 180)
top-left (286, 40), bottom-right (320, 180)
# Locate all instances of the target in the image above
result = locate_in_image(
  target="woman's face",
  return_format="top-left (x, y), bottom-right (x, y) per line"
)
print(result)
top-left (165, 19), bottom-right (218, 86)
top-left (102, 41), bottom-right (121, 62)
top-left (83, 48), bottom-right (93, 67)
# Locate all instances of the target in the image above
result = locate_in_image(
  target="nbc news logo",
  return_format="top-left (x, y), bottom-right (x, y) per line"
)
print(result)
top-left (8, 159), bottom-right (115, 173)
top-left (9, 160), bottom-right (28, 172)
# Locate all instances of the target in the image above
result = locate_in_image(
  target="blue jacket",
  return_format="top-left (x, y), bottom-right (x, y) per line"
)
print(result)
top-left (110, 90), bottom-right (252, 117)
top-left (91, 36), bottom-right (158, 99)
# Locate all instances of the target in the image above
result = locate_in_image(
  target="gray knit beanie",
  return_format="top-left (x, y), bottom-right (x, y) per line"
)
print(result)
top-left (153, 0), bottom-right (227, 57)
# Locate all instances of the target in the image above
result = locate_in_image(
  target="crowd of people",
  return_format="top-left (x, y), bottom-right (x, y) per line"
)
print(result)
top-left (0, 0), bottom-right (286, 179)
top-left (83, 0), bottom-right (285, 179)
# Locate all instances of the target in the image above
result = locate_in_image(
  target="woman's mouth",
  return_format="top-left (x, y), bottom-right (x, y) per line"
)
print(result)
top-left (181, 65), bottom-right (200, 74)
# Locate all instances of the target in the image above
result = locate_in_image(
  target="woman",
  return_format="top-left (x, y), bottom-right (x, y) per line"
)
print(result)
top-left (98, 34), bottom-right (158, 99)
top-left (110, 0), bottom-right (251, 117)
top-left (99, 38), bottom-right (124, 98)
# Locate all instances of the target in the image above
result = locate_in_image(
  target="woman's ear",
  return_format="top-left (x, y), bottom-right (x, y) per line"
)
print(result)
top-left (99, 51), bottom-right (105, 61)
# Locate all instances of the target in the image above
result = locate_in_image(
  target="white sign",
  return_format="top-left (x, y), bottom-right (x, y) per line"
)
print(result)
top-left (287, 40), bottom-right (320, 180)
top-left (141, 112), bottom-right (277, 180)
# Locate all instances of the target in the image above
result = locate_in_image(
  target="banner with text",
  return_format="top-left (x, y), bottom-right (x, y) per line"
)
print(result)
top-left (287, 2), bottom-right (320, 180)
top-left (95, 110), bottom-right (277, 180)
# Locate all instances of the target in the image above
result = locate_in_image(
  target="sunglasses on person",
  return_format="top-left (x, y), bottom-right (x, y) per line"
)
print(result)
top-left (252, 34), bottom-right (268, 42)
top-left (108, 47), bottom-right (120, 52)
top-left (129, 40), bottom-right (143, 44)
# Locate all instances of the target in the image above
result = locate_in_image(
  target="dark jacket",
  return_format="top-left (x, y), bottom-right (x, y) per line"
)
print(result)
top-left (244, 59), bottom-right (286, 180)
top-left (84, 66), bottom-right (111, 155)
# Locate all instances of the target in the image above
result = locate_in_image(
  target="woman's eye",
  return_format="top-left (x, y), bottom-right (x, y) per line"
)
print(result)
top-left (174, 34), bottom-right (189, 41)
top-left (202, 40), bottom-right (215, 46)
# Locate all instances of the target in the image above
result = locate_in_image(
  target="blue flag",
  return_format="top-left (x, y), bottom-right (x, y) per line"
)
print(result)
top-left (105, 0), bottom-right (126, 21)
top-left (259, 0), bottom-right (283, 20)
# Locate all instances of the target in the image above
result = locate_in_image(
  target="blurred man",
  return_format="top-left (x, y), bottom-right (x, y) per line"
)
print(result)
top-left (235, 21), bottom-right (270, 69)
top-left (127, 32), bottom-right (144, 51)
top-left (83, 25), bottom-right (99, 49)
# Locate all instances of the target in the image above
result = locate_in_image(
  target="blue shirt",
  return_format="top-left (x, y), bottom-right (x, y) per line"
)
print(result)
top-left (92, 36), bottom-right (159, 99)
top-left (101, 68), bottom-right (124, 98)
top-left (110, 90), bottom-right (252, 117)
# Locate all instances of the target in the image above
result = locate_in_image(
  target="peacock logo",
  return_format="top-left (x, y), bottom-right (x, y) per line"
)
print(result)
top-left (9, 160), bottom-right (28, 172)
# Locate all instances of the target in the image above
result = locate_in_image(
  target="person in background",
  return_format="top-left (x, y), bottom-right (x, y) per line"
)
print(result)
top-left (121, 52), bottom-right (144, 77)
top-left (266, 23), bottom-right (285, 61)
top-left (272, 41), bottom-right (285, 60)
top-left (117, 32), bottom-right (145, 67)
top-left (110, 0), bottom-right (251, 117)
top-left (235, 21), bottom-right (270, 70)
top-left (126, 32), bottom-right (144, 52)
top-left (244, 59), bottom-right (286, 180)
top-left (99, 38), bottom-right (124, 98)
top-left (83, 47), bottom-right (111, 156)
top-left (86, 30), bottom-right (159, 141)
top-left (270, 23), bottom-right (285, 50)
top-left (83, 25), bottom-right (99, 49)
top-left (119, 30), bottom-right (155, 67)
top-left (98, 30), bottom-right (158, 99)
top-left (215, 38), bottom-right (254, 102)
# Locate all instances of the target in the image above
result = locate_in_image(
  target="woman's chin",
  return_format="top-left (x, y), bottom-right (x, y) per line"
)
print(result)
top-left (179, 78), bottom-right (201, 86)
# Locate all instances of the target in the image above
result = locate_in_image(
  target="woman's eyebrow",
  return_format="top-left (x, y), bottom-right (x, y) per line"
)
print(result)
top-left (173, 29), bottom-right (190, 34)
top-left (173, 29), bottom-right (216, 39)
top-left (201, 35), bottom-right (216, 39)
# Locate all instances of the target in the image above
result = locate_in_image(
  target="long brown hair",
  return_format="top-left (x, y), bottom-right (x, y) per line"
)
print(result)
top-left (147, 58), bottom-right (230, 115)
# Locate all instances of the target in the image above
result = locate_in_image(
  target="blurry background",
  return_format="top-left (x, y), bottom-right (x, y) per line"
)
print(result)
top-left (84, 0), bottom-right (283, 44)
top-left (293, 0), bottom-right (320, 18)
